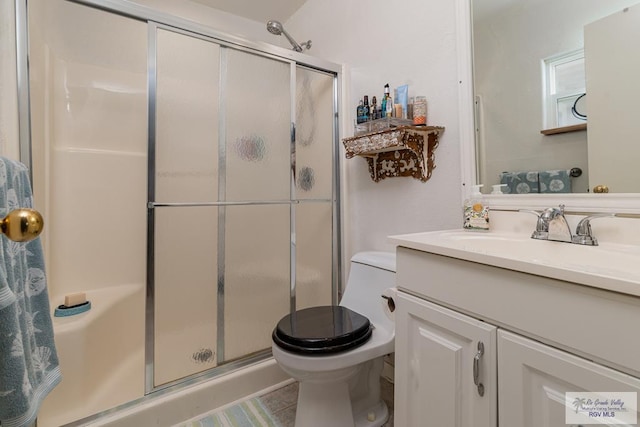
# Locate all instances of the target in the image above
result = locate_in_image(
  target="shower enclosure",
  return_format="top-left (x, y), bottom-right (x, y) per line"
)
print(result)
top-left (17, 0), bottom-right (341, 425)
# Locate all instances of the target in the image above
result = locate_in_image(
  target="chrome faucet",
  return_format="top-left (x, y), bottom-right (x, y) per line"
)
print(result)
top-left (571, 213), bottom-right (615, 246)
top-left (523, 206), bottom-right (616, 246)
top-left (522, 204), bottom-right (573, 243)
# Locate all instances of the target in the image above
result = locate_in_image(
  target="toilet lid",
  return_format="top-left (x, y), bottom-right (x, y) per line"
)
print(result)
top-left (272, 306), bottom-right (372, 355)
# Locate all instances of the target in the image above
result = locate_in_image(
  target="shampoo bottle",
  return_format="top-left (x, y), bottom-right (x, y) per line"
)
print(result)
top-left (363, 95), bottom-right (370, 121)
top-left (356, 100), bottom-right (366, 124)
top-left (382, 84), bottom-right (393, 118)
top-left (463, 185), bottom-right (489, 231)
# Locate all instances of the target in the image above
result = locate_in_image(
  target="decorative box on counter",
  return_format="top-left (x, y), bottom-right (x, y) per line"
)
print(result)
top-left (342, 125), bottom-right (444, 183)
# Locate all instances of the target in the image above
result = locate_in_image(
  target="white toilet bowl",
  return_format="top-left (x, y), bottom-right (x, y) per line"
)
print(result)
top-left (271, 252), bottom-right (396, 427)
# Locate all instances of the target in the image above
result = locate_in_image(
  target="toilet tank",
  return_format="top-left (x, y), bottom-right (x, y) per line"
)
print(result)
top-left (339, 251), bottom-right (396, 331)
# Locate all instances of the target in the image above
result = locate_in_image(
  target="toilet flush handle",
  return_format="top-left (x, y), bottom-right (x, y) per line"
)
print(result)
top-left (381, 295), bottom-right (395, 312)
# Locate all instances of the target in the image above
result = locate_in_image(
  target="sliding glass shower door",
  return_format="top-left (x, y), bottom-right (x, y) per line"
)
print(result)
top-left (22, 0), bottom-right (339, 421)
top-left (150, 26), bottom-right (337, 388)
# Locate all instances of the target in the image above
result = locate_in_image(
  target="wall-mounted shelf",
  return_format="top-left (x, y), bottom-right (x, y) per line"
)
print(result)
top-left (540, 123), bottom-right (587, 135)
top-left (342, 125), bottom-right (444, 182)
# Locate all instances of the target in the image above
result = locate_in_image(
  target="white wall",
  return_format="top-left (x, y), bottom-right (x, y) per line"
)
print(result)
top-left (285, 0), bottom-right (463, 257)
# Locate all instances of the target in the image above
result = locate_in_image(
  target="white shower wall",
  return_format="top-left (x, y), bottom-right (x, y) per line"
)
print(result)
top-left (28, 1), bottom-right (148, 424)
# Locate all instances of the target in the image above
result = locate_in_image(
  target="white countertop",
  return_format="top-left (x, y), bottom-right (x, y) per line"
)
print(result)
top-left (389, 229), bottom-right (640, 298)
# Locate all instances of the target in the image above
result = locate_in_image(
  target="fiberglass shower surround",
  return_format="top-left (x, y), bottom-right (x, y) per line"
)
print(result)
top-left (20, 0), bottom-right (341, 425)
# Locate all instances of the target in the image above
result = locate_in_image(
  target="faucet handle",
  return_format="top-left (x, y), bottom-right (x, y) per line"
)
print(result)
top-left (518, 204), bottom-right (564, 218)
top-left (543, 204), bottom-right (566, 219)
top-left (572, 213), bottom-right (615, 246)
top-left (519, 209), bottom-right (547, 238)
top-left (520, 205), bottom-right (572, 242)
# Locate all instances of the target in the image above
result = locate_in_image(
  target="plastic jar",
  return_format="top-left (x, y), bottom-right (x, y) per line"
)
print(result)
top-left (413, 96), bottom-right (427, 125)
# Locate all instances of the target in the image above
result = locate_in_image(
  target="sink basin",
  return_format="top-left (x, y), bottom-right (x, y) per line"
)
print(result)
top-left (389, 230), bottom-right (640, 296)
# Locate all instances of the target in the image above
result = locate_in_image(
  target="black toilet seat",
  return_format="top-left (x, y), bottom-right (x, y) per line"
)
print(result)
top-left (272, 306), bottom-right (372, 355)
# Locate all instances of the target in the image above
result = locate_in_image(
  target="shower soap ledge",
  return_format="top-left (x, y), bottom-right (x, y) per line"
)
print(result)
top-left (55, 301), bottom-right (92, 317)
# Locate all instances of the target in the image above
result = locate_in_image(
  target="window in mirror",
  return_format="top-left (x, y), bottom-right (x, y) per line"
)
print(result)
top-left (543, 49), bottom-right (586, 128)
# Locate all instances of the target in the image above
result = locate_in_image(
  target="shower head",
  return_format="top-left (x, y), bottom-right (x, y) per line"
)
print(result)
top-left (266, 20), bottom-right (284, 35)
top-left (266, 20), bottom-right (311, 52)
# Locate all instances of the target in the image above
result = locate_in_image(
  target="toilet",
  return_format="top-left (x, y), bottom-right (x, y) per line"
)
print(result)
top-left (271, 251), bottom-right (396, 427)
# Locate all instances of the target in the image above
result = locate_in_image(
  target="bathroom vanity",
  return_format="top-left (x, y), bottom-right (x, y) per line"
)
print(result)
top-left (389, 225), bottom-right (640, 426)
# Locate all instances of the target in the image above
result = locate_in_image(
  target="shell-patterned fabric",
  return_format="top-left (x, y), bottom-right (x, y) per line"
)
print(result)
top-left (0, 158), bottom-right (61, 427)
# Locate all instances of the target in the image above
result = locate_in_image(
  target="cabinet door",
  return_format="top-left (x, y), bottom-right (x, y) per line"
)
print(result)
top-left (499, 330), bottom-right (640, 427)
top-left (395, 292), bottom-right (497, 427)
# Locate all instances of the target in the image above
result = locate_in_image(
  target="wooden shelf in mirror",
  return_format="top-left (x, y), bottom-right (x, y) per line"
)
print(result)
top-left (540, 123), bottom-right (587, 135)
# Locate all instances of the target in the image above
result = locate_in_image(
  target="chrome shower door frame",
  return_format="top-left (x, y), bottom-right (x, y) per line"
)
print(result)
top-left (15, 0), bottom-right (343, 407)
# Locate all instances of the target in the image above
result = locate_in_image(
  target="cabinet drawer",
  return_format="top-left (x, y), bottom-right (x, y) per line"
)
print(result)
top-left (397, 246), bottom-right (640, 377)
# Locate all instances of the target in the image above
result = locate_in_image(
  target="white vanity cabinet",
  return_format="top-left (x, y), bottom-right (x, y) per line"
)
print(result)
top-left (395, 292), bottom-right (497, 427)
top-left (498, 330), bottom-right (640, 426)
top-left (393, 244), bottom-right (640, 427)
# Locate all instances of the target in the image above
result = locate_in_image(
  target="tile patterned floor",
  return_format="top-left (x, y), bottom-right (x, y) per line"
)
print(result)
top-left (260, 382), bottom-right (299, 426)
top-left (260, 378), bottom-right (394, 427)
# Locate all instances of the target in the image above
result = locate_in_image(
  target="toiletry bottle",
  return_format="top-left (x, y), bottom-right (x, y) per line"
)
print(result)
top-left (363, 95), bottom-right (370, 121)
top-left (413, 96), bottom-right (427, 125)
top-left (463, 184), bottom-right (489, 231)
top-left (381, 84), bottom-right (389, 117)
top-left (491, 184), bottom-right (507, 195)
top-left (383, 84), bottom-right (393, 118)
top-left (371, 96), bottom-right (378, 120)
top-left (394, 104), bottom-right (403, 118)
top-left (356, 100), bottom-right (366, 124)
top-left (392, 87), bottom-right (399, 117)
top-left (398, 85), bottom-right (408, 119)
top-left (408, 96), bottom-right (414, 120)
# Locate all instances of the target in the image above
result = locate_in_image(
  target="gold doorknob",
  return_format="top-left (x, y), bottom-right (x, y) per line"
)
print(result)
top-left (593, 185), bottom-right (609, 193)
top-left (0, 208), bottom-right (44, 242)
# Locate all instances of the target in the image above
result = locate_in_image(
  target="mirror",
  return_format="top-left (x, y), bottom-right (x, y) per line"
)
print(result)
top-left (472, 0), bottom-right (640, 195)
